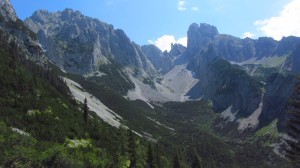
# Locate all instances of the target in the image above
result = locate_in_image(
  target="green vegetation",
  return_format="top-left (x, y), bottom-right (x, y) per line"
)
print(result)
top-left (5, 18), bottom-right (37, 40)
top-left (285, 77), bottom-right (300, 167)
top-left (89, 59), bottom-right (134, 95)
top-left (0, 46), bottom-right (169, 167)
top-left (142, 77), bottom-right (156, 89)
top-left (255, 119), bottom-right (278, 145)
top-left (0, 18), bottom-right (288, 167)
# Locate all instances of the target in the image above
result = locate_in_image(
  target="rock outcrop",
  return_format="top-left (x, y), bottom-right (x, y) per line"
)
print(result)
top-left (25, 9), bottom-right (156, 75)
top-left (0, 0), bottom-right (46, 64)
top-left (182, 23), bottom-right (299, 131)
top-left (0, 0), bottom-right (17, 22)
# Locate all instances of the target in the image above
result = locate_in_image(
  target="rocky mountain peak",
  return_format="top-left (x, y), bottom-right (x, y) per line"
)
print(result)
top-left (199, 23), bottom-right (219, 38)
top-left (60, 8), bottom-right (83, 20)
top-left (0, 0), bottom-right (17, 22)
top-left (187, 23), bottom-right (219, 53)
top-left (170, 43), bottom-right (186, 58)
top-left (25, 9), bottom-right (157, 76)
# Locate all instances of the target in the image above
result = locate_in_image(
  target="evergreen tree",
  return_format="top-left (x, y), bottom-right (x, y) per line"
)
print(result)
top-left (191, 150), bottom-right (203, 168)
top-left (172, 153), bottom-right (181, 168)
top-left (147, 144), bottom-right (155, 168)
top-left (154, 144), bottom-right (161, 168)
top-left (83, 98), bottom-right (88, 124)
top-left (128, 130), bottom-right (137, 168)
top-left (285, 77), bottom-right (300, 167)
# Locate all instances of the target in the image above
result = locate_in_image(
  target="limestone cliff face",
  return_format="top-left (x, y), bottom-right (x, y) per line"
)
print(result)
top-left (0, 0), bottom-right (17, 22)
top-left (182, 23), bottom-right (300, 65)
top-left (187, 44), bottom-right (262, 117)
top-left (141, 44), bottom-right (173, 74)
top-left (141, 43), bottom-right (186, 74)
top-left (0, 0), bottom-right (46, 64)
top-left (25, 9), bottom-right (156, 75)
top-left (183, 23), bottom-right (299, 131)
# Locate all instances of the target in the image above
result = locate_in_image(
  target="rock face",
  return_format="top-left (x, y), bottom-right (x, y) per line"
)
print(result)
top-left (187, 23), bottom-right (219, 53)
top-left (259, 73), bottom-right (295, 131)
top-left (141, 43), bottom-right (186, 74)
top-left (181, 23), bottom-right (300, 131)
top-left (181, 23), bottom-right (300, 65)
top-left (0, 0), bottom-right (17, 22)
top-left (0, 0), bottom-right (46, 64)
top-left (25, 9), bottom-right (156, 75)
top-left (169, 43), bottom-right (186, 58)
top-left (187, 44), bottom-right (262, 117)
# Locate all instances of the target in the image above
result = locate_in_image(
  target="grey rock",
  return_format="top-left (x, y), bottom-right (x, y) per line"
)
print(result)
top-left (182, 22), bottom-right (300, 132)
top-left (259, 73), bottom-right (295, 131)
top-left (187, 44), bottom-right (262, 117)
top-left (169, 43), bottom-right (186, 59)
top-left (25, 9), bottom-right (156, 75)
top-left (0, 0), bottom-right (47, 64)
top-left (141, 44), bottom-right (173, 74)
top-left (0, 0), bottom-right (17, 22)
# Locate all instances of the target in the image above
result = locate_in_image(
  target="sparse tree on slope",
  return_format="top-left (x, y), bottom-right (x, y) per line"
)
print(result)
top-left (83, 97), bottom-right (88, 124)
top-left (285, 77), bottom-right (300, 167)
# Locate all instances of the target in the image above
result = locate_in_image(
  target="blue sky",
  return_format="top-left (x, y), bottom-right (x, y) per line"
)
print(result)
top-left (10, 0), bottom-right (300, 51)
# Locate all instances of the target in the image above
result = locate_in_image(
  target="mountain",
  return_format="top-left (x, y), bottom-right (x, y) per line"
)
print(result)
top-left (24, 9), bottom-right (156, 77)
top-left (24, 6), bottom-right (300, 134)
top-left (0, 0), bottom-right (17, 22)
top-left (182, 23), bottom-right (299, 132)
top-left (141, 43), bottom-right (186, 74)
top-left (0, 0), bottom-right (46, 64)
top-left (1, 0), bottom-right (298, 166)
top-left (0, 1), bottom-right (177, 167)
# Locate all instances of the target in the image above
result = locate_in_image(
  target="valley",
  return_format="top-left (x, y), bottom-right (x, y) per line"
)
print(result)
top-left (1, 0), bottom-right (300, 167)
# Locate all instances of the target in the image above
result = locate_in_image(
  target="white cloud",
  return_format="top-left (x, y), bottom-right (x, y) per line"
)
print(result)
top-left (178, 0), bottom-right (186, 11)
top-left (255, 0), bottom-right (300, 40)
top-left (191, 6), bottom-right (198, 11)
top-left (148, 35), bottom-right (187, 52)
top-left (177, 37), bottom-right (187, 47)
top-left (242, 32), bottom-right (255, 38)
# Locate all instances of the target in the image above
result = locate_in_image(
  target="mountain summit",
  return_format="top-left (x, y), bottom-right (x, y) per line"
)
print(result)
top-left (0, 0), bottom-right (17, 22)
top-left (25, 9), bottom-right (156, 76)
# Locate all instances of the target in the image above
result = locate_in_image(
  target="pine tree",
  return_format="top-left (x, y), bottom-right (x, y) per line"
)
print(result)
top-left (154, 144), bottom-right (161, 168)
top-left (285, 77), bottom-right (300, 167)
top-left (147, 144), bottom-right (155, 168)
top-left (128, 130), bottom-right (137, 168)
top-left (172, 153), bottom-right (181, 168)
top-left (83, 98), bottom-right (88, 124)
top-left (191, 150), bottom-right (203, 168)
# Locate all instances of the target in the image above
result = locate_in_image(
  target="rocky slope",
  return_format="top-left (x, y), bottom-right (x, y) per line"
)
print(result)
top-left (181, 23), bottom-right (299, 132)
top-left (23, 6), bottom-right (300, 134)
top-left (24, 9), bottom-right (156, 76)
top-left (141, 43), bottom-right (186, 74)
top-left (0, 0), bottom-right (46, 64)
top-left (0, 0), bottom-right (17, 22)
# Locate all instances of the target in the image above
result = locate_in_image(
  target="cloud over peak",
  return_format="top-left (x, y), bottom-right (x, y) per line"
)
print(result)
top-left (148, 35), bottom-right (187, 52)
top-left (255, 0), bottom-right (300, 40)
top-left (242, 32), bottom-right (255, 38)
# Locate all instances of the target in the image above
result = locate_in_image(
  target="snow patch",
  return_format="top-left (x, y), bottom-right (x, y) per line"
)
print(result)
top-left (238, 102), bottom-right (263, 131)
top-left (64, 77), bottom-right (122, 128)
